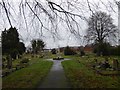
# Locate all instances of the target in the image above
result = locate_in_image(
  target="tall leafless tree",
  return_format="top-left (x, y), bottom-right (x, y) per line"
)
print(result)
top-left (86, 11), bottom-right (117, 44)
top-left (0, 0), bottom-right (118, 46)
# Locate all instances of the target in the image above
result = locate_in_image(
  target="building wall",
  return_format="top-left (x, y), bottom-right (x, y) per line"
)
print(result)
top-left (59, 46), bottom-right (93, 53)
top-left (84, 46), bottom-right (93, 52)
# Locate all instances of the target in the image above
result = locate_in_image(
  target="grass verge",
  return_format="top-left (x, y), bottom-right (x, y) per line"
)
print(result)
top-left (2, 59), bottom-right (53, 88)
top-left (62, 58), bottom-right (120, 88)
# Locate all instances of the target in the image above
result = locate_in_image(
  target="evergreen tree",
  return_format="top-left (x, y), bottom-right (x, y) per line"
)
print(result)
top-left (2, 27), bottom-right (25, 68)
top-left (64, 46), bottom-right (76, 55)
top-left (31, 39), bottom-right (45, 54)
top-left (2, 27), bottom-right (19, 58)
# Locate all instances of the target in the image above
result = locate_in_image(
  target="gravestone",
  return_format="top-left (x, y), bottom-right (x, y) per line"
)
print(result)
top-left (104, 58), bottom-right (111, 69)
top-left (98, 59), bottom-right (111, 70)
top-left (113, 59), bottom-right (119, 70)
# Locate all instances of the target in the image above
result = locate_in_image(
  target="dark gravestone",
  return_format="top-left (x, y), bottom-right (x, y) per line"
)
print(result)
top-left (104, 58), bottom-right (111, 68)
top-left (113, 59), bottom-right (119, 70)
top-left (99, 59), bottom-right (111, 70)
top-left (18, 54), bottom-right (22, 59)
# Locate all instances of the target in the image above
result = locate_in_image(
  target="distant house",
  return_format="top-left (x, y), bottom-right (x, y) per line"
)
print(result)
top-left (84, 44), bottom-right (93, 52)
top-left (43, 49), bottom-right (51, 52)
top-left (70, 46), bottom-right (80, 52)
top-left (59, 47), bottom-right (64, 52)
top-left (59, 46), bottom-right (81, 52)
top-left (52, 45), bottom-right (93, 53)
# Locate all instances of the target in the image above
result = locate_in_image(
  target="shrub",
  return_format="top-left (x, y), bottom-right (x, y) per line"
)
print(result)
top-left (51, 48), bottom-right (57, 54)
top-left (80, 50), bottom-right (85, 56)
top-left (116, 45), bottom-right (120, 55)
top-left (64, 46), bottom-right (76, 55)
top-left (20, 58), bottom-right (29, 63)
top-left (93, 42), bottom-right (111, 56)
top-left (93, 43), bottom-right (120, 56)
top-left (109, 45), bottom-right (120, 56)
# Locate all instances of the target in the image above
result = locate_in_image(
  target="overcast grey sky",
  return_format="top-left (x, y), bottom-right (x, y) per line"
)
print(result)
top-left (0, 0), bottom-right (119, 49)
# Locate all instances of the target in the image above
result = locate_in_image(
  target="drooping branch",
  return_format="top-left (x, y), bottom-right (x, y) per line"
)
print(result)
top-left (35, 0), bottom-right (53, 20)
top-left (47, 1), bottom-right (87, 21)
top-left (46, 1), bottom-right (85, 40)
top-left (2, 0), bottom-right (12, 27)
top-left (86, 0), bottom-right (94, 15)
top-left (0, 0), bottom-right (118, 46)
top-left (26, 1), bottom-right (54, 37)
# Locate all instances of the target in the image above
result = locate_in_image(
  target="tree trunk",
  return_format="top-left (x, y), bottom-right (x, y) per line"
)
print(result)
top-left (7, 55), bottom-right (12, 69)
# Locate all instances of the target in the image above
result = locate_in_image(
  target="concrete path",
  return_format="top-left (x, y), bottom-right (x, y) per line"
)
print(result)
top-left (38, 59), bottom-right (71, 88)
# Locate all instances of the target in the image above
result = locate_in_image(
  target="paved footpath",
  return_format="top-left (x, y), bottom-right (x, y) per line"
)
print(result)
top-left (38, 59), bottom-right (71, 88)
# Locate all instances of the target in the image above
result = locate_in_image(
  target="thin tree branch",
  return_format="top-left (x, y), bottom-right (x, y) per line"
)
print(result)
top-left (2, 0), bottom-right (12, 27)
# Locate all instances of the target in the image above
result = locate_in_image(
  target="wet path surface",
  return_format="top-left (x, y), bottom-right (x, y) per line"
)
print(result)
top-left (38, 59), bottom-right (71, 88)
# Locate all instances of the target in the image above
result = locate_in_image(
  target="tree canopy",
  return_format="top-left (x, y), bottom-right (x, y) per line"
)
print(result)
top-left (0, 0), bottom-right (118, 46)
top-left (64, 46), bottom-right (76, 55)
top-left (2, 27), bottom-right (26, 59)
top-left (86, 11), bottom-right (117, 44)
top-left (31, 39), bottom-right (45, 54)
top-left (86, 11), bottom-right (118, 56)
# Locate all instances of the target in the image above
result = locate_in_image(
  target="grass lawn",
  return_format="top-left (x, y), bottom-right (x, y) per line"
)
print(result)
top-left (62, 55), bottom-right (120, 88)
top-left (2, 59), bottom-right (53, 88)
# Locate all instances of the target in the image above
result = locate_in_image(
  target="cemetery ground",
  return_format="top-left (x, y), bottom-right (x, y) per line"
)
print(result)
top-left (2, 54), bottom-right (53, 88)
top-left (62, 54), bottom-right (120, 88)
top-left (2, 52), bottom-right (120, 88)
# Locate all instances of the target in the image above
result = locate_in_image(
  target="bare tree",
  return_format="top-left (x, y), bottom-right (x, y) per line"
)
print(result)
top-left (86, 11), bottom-right (117, 44)
top-left (0, 0), bottom-right (118, 46)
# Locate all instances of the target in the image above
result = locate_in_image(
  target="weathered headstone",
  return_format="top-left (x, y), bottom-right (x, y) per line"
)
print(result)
top-left (99, 59), bottom-right (111, 70)
top-left (104, 58), bottom-right (111, 69)
top-left (113, 59), bottom-right (119, 70)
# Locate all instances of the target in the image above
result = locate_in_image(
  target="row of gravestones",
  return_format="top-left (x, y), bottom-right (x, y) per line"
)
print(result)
top-left (92, 58), bottom-right (119, 71)
top-left (113, 59), bottom-right (119, 70)
top-left (2, 63), bottom-right (29, 77)
top-left (31, 54), bottom-right (44, 58)
top-left (2, 57), bottom-right (29, 77)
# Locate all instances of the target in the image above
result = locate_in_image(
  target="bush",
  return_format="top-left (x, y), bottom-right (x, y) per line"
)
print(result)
top-left (80, 50), bottom-right (85, 56)
top-left (51, 48), bottom-right (57, 54)
top-left (20, 58), bottom-right (29, 63)
top-left (116, 45), bottom-right (120, 55)
top-left (93, 42), bottom-right (111, 56)
top-left (93, 43), bottom-right (120, 56)
top-left (64, 46), bottom-right (76, 55)
top-left (109, 45), bottom-right (120, 56)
